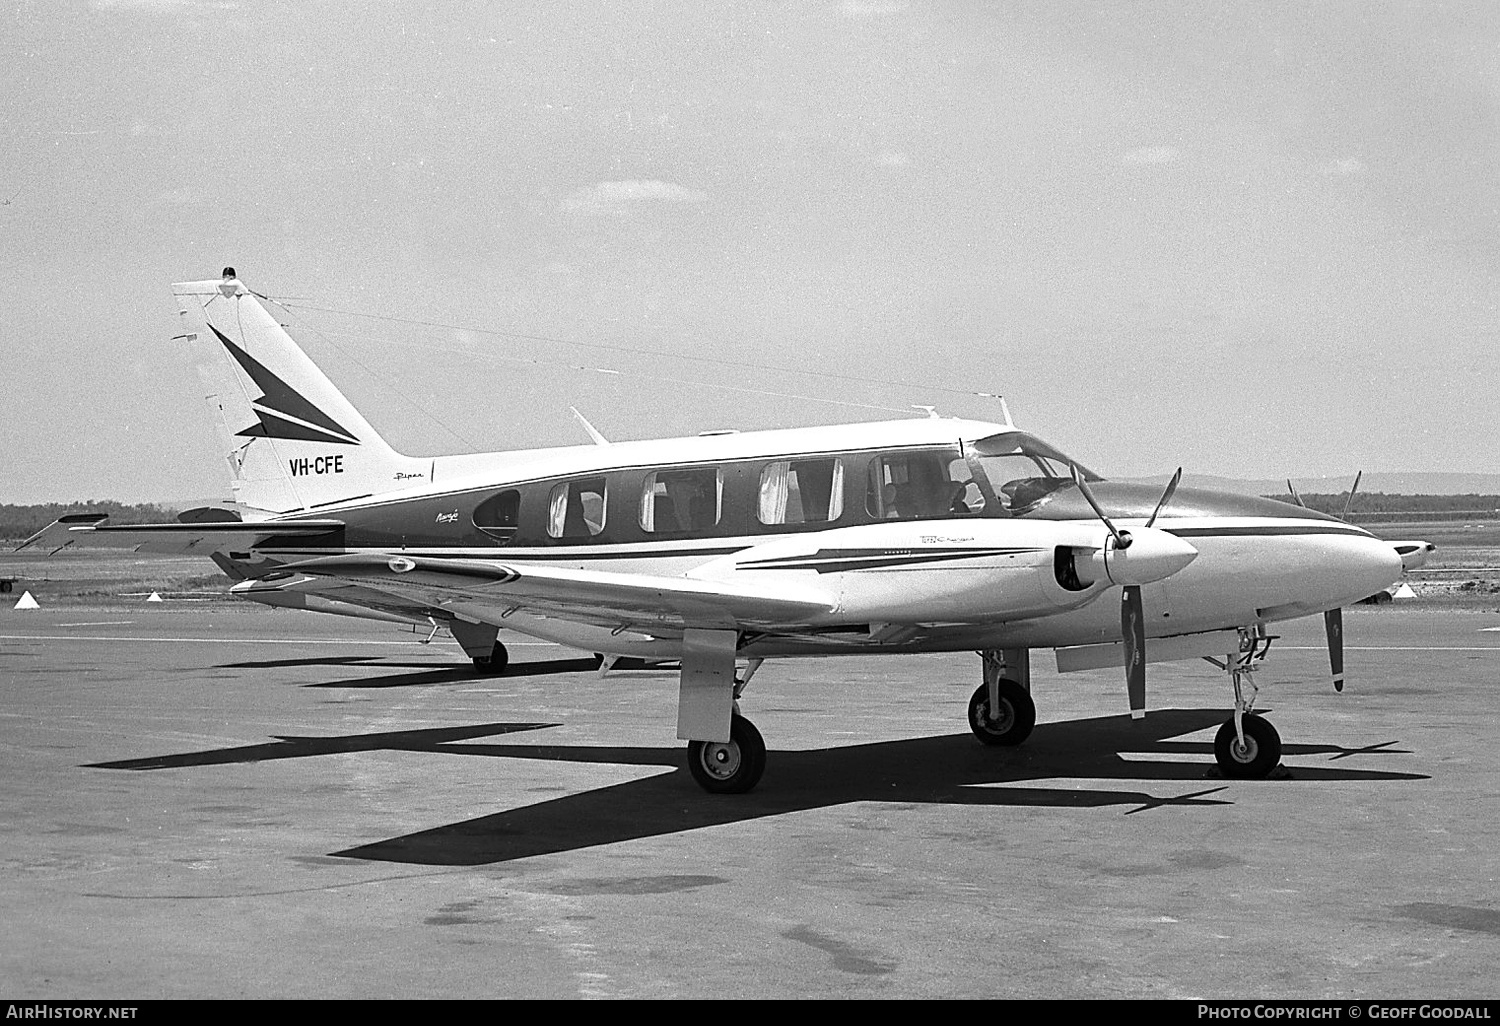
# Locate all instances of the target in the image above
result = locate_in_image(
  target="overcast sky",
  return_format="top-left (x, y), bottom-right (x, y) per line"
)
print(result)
top-left (1, 0), bottom-right (1496, 504)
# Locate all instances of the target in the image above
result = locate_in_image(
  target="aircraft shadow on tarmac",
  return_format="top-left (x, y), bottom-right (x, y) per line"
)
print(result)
top-left (87, 706), bottom-right (1429, 868)
top-left (216, 655), bottom-right (605, 682)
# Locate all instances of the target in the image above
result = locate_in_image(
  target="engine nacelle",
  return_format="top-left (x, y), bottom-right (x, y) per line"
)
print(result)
top-left (692, 519), bottom-right (1135, 624)
top-left (1077, 526), bottom-right (1199, 587)
top-left (1390, 540), bottom-right (1436, 572)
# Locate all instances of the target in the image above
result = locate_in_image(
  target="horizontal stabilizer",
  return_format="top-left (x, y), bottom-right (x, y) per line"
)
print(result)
top-left (17, 516), bottom-right (344, 555)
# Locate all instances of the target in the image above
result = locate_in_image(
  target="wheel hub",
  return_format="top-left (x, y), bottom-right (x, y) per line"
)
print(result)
top-left (700, 741), bottom-right (741, 779)
top-left (983, 700), bottom-right (1013, 733)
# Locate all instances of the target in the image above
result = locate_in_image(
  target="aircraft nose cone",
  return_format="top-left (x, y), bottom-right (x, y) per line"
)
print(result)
top-left (1101, 526), bottom-right (1199, 587)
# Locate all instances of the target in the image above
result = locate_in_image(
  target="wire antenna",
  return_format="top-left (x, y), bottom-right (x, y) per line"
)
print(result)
top-left (278, 298), bottom-right (1010, 412)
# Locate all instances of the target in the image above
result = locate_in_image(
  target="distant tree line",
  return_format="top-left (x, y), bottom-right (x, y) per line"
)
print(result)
top-left (1267, 492), bottom-right (1500, 516)
top-left (0, 501), bottom-right (179, 542)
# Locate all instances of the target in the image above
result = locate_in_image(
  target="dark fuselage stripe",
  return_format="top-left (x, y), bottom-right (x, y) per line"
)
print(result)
top-left (262, 545), bottom-right (751, 561)
top-left (739, 547), bottom-right (1037, 574)
top-left (254, 525), bottom-right (1367, 563)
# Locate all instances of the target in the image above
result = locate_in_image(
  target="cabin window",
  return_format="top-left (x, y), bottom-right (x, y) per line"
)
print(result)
top-left (472, 489), bottom-right (521, 543)
top-left (758, 458), bottom-right (844, 525)
top-left (865, 449), bottom-right (985, 520)
top-left (547, 477), bottom-right (607, 539)
top-left (640, 467), bottom-right (720, 533)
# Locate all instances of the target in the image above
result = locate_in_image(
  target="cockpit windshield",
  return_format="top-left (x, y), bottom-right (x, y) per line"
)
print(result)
top-left (968, 430), bottom-right (1101, 515)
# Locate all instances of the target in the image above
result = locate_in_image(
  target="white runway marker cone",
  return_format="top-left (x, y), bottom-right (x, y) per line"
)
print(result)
top-left (13, 591), bottom-right (40, 609)
top-left (147, 592), bottom-right (164, 602)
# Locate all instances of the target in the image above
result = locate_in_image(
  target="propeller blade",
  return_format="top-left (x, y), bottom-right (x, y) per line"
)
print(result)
top-left (1287, 479), bottom-right (1306, 508)
top-left (1145, 467), bottom-right (1183, 528)
top-left (1340, 471), bottom-right (1363, 522)
top-left (1122, 584), bottom-right (1146, 718)
top-left (1071, 465), bottom-right (1130, 550)
top-left (1325, 607), bottom-right (1345, 692)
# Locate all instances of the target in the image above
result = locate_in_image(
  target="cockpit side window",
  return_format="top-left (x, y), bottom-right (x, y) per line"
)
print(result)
top-left (864, 449), bottom-right (984, 520)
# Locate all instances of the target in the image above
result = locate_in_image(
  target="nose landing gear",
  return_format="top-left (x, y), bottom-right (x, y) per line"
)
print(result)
top-left (1209, 627), bottom-right (1283, 778)
top-left (1214, 714), bottom-right (1281, 778)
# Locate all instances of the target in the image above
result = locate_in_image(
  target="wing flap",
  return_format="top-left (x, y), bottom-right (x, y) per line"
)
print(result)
top-left (230, 574), bottom-right (437, 625)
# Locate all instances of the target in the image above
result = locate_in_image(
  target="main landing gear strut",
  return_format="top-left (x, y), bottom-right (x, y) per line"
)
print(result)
top-left (686, 658), bottom-right (767, 793)
top-left (470, 640), bottom-right (509, 676)
top-left (968, 648), bottom-right (1037, 747)
top-left (450, 619), bottom-right (509, 676)
top-left (1208, 627), bottom-right (1282, 778)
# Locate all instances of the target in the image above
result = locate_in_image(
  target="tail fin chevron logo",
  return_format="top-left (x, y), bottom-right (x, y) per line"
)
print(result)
top-left (207, 324), bottom-right (359, 445)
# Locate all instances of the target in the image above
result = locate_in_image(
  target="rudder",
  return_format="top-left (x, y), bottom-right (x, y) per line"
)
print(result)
top-left (173, 269), bottom-right (430, 513)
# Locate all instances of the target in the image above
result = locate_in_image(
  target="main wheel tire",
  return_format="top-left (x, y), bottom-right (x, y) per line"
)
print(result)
top-left (470, 641), bottom-right (510, 676)
top-left (968, 680), bottom-right (1036, 746)
top-left (1214, 714), bottom-right (1282, 778)
top-left (687, 714), bottom-right (767, 794)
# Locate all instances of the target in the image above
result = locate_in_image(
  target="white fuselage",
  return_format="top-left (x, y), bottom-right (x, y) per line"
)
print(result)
top-left (236, 418), bottom-right (1403, 662)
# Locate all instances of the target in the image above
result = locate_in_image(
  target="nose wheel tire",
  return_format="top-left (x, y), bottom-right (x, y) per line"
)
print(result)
top-left (1213, 714), bottom-right (1282, 778)
top-left (687, 714), bottom-right (766, 794)
top-left (968, 680), bottom-right (1036, 746)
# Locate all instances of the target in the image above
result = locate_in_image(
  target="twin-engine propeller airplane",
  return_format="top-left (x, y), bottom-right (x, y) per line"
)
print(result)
top-left (22, 270), bottom-right (1429, 793)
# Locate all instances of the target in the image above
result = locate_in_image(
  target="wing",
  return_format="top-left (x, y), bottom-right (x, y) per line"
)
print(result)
top-left (227, 572), bottom-right (446, 626)
top-left (283, 553), bottom-right (837, 634)
top-left (17, 514), bottom-right (343, 554)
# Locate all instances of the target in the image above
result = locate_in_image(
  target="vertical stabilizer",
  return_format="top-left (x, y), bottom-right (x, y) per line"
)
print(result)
top-left (172, 270), bottom-right (430, 513)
